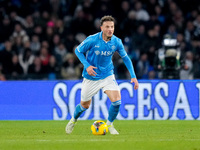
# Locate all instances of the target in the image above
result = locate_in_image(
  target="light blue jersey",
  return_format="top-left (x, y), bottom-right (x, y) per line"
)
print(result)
top-left (75, 31), bottom-right (136, 80)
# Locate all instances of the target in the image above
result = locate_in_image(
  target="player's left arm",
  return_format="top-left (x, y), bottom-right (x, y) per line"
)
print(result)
top-left (117, 39), bottom-right (139, 90)
top-left (122, 55), bottom-right (139, 90)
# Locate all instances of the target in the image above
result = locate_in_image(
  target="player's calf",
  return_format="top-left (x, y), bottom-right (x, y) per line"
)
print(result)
top-left (107, 100), bottom-right (121, 134)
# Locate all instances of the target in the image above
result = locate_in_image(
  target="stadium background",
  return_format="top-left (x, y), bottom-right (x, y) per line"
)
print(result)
top-left (1, 0), bottom-right (200, 80)
top-left (0, 0), bottom-right (200, 121)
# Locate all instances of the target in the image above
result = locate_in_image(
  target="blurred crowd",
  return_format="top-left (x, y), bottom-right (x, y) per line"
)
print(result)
top-left (0, 0), bottom-right (200, 80)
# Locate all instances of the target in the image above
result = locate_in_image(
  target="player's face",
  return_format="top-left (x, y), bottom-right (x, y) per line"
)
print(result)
top-left (101, 21), bottom-right (114, 41)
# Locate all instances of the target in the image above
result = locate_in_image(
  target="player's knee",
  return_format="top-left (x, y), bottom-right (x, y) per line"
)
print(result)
top-left (81, 101), bottom-right (91, 109)
top-left (82, 104), bottom-right (90, 109)
top-left (114, 93), bottom-right (121, 101)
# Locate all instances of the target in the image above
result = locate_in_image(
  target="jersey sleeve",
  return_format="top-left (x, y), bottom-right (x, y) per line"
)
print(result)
top-left (117, 39), bottom-right (136, 78)
top-left (75, 36), bottom-right (93, 69)
top-left (122, 55), bottom-right (136, 78)
top-left (117, 39), bottom-right (128, 58)
top-left (76, 36), bottom-right (94, 53)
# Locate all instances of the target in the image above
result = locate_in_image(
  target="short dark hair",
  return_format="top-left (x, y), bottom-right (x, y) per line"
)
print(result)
top-left (100, 15), bottom-right (115, 26)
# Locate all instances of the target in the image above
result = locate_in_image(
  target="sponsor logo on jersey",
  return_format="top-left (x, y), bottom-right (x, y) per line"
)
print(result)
top-left (101, 51), bottom-right (113, 56)
top-left (95, 50), bottom-right (113, 56)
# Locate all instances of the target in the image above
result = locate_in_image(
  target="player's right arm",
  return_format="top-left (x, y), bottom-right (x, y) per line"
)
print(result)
top-left (86, 66), bottom-right (97, 76)
top-left (75, 37), bottom-right (97, 76)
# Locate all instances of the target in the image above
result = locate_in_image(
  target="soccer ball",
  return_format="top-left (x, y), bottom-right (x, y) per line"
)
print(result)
top-left (91, 120), bottom-right (108, 135)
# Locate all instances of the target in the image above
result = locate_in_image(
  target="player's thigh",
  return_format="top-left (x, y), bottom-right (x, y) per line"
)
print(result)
top-left (81, 78), bottom-right (101, 101)
top-left (105, 90), bottom-right (121, 102)
top-left (102, 75), bottom-right (121, 102)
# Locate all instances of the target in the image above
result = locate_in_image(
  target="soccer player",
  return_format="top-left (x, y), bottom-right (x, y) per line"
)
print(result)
top-left (66, 15), bottom-right (139, 135)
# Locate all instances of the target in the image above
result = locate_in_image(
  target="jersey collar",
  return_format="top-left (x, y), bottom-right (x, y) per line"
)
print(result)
top-left (99, 31), bottom-right (113, 42)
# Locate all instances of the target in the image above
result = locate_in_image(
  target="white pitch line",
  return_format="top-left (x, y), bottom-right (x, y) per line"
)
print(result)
top-left (35, 138), bottom-right (200, 142)
top-left (4, 138), bottom-right (200, 143)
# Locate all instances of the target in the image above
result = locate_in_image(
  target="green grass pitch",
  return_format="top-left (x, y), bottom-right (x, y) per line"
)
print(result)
top-left (0, 120), bottom-right (200, 150)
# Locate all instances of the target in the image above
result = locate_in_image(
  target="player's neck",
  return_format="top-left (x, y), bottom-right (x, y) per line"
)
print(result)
top-left (102, 34), bottom-right (111, 42)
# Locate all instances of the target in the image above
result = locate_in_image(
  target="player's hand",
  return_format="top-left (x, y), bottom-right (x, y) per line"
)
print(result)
top-left (87, 66), bottom-right (97, 76)
top-left (131, 78), bottom-right (139, 90)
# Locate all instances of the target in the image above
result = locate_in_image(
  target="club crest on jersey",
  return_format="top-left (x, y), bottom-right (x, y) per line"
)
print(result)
top-left (95, 50), bottom-right (100, 55)
top-left (111, 45), bottom-right (116, 50)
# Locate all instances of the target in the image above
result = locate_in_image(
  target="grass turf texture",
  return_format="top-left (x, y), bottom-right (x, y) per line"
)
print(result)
top-left (0, 120), bottom-right (200, 150)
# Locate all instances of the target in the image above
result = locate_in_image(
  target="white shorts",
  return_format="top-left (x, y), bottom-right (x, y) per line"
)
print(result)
top-left (81, 75), bottom-right (120, 101)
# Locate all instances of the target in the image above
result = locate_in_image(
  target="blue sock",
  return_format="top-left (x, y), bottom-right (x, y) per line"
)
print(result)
top-left (108, 100), bottom-right (121, 122)
top-left (74, 104), bottom-right (87, 119)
